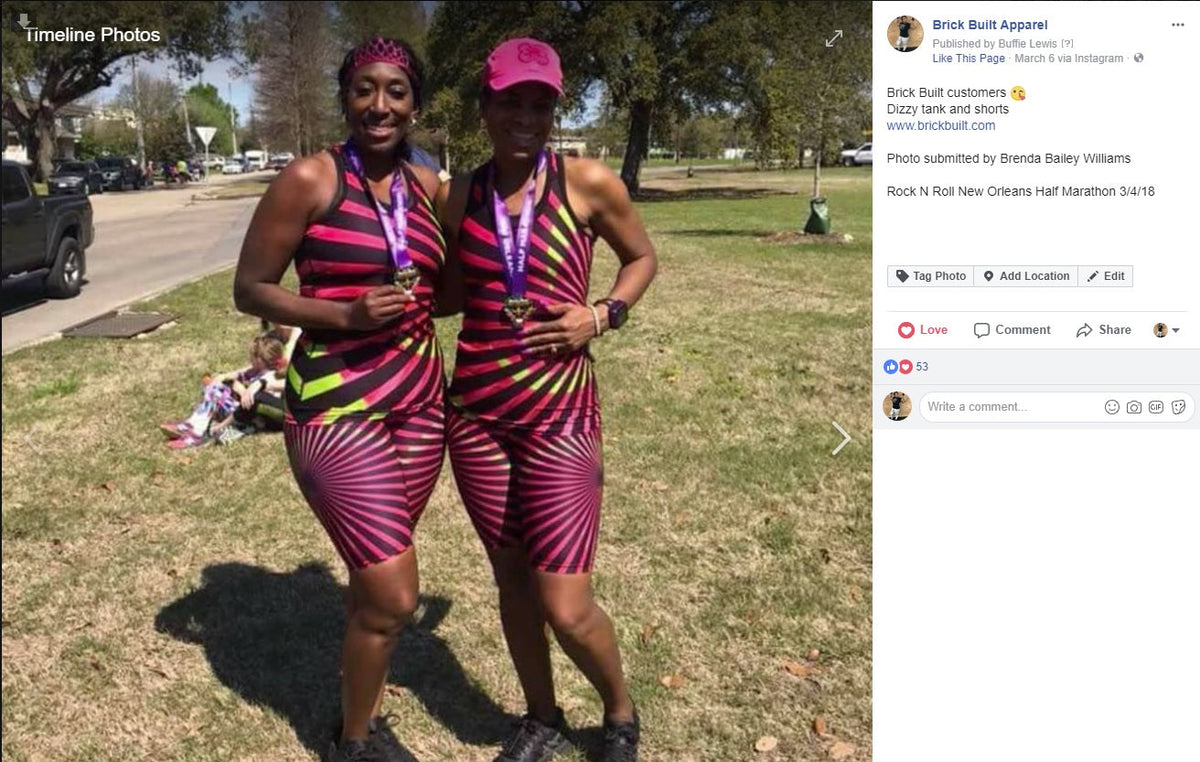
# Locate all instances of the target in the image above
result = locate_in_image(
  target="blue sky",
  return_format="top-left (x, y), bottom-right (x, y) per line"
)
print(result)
top-left (95, 55), bottom-right (254, 124)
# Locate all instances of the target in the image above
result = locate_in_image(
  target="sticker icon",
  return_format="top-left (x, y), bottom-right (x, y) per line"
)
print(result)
top-left (1172, 400), bottom-right (1187, 415)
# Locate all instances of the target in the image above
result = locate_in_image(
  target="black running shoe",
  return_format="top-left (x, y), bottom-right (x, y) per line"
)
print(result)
top-left (600, 710), bottom-right (640, 762)
top-left (492, 708), bottom-right (572, 762)
top-left (368, 715), bottom-right (420, 762)
top-left (328, 737), bottom-right (384, 762)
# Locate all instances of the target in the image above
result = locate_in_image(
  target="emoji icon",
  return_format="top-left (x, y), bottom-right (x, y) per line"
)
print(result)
top-left (884, 359), bottom-right (898, 375)
top-left (899, 359), bottom-right (914, 375)
top-left (1011, 85), bottom-right (1026, 101)
top-left (898, 322), bottom-right (915, 339)
top-left (1104, 399), bottom-right (1120, 415)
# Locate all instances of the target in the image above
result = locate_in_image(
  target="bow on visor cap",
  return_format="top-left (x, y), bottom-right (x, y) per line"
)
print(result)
top-left (483, 38), bottom-right (564, 95)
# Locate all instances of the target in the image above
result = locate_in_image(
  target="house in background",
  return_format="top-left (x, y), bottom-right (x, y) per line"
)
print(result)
top-left (2, 101), bottom-right (91, 164)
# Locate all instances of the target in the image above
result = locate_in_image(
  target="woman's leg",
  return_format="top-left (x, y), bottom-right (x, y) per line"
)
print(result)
top-left (533, 571), bottom-right (634, 723)
top-left (340, 549), bottom-right (420, 740)
top-left (489, 547), bottom-right (558, 721)
top-left (448, 411), bottom-right (561, 721)
top-left (512, 428), bottom-right (634, 723)
top-left (285, 417), bottom-right (430, 743)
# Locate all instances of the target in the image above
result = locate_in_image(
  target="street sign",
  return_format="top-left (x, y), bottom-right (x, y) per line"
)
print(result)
top-left (195, 127), bottom-right (217, 182)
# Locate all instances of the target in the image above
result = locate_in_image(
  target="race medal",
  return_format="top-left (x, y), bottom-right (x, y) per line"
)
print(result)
top-left (342, 140), bottom-right (417, 295)
top-left (393, 264), bottom-right (420, 293)
top-left (492, 152), bottom-right (547, 329)
top-left (503, 296), bottom-right (534, 326)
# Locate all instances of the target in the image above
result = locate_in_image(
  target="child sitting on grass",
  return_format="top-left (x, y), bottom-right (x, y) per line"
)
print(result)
top-left (162, 327), bottom-right (293, 448)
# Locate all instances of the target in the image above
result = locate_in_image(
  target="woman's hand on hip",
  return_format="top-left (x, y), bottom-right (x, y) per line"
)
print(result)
top-left (521, 303), bottom-right (596, 357)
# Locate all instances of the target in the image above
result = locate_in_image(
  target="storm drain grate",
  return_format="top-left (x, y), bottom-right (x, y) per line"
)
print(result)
top-left (62, 311), bottom-right (176, 339)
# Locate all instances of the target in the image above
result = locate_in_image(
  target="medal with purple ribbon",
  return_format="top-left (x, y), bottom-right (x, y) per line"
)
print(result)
top-left (492, 151), bottom-right (547, 328)
top-left (342, 140), bottom-right (420, 294)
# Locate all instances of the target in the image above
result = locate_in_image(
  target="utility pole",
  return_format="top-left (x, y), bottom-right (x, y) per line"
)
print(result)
top-left (228, 82), bottom-right (238, 156)
top-left (179, 63), bottom-right (193, 153)
top-left (132, 56), bottom-right (146, 170)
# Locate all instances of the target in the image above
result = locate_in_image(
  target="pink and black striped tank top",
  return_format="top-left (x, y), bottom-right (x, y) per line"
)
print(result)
top-left (286, 145), bottom-right (446, 425)
top-left (448, 152), bottom-right (599, 434)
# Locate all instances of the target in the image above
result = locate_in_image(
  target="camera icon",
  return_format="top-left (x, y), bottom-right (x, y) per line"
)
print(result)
top-left (1126, 401), bottom-right (1142, 414)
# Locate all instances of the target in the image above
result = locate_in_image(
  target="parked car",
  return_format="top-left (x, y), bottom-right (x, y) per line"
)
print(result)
top-left (2, 160), bottom-right (94, 297)
top-left (48, 160), bottom-right (105, 196)
top-left (203, 155), bottom-right (226, 171)
top-left (267, 153), bottom-right (294, 171)
top-left (840, 142), bottom-right (872, 166)
top-left (95, 156), bottom-right (144, 191)
top-left (222, 160), bottom-right (245, 175)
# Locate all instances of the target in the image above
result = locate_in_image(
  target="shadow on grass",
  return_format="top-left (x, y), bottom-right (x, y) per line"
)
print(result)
top-left (155, 561), bottom-right (512, 755)
top-left (632, 186), bottom-right (797, 203)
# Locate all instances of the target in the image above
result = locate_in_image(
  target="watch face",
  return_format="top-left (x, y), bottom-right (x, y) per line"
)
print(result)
top-left (607, 299), bottom-right (628, 329)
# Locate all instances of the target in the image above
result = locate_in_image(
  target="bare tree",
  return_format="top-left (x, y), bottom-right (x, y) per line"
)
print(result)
top-left (246, 2), bottom-right (338, 157)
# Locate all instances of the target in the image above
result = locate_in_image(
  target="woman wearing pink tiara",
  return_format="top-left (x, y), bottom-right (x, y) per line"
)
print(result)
top-left (437, 37), bottom-right (657, 762)
top-left (234, 37), bottom-right (446, 762)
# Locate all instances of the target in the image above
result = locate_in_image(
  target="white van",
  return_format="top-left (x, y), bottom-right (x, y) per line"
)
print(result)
top-left (243, 150), bottom-right (267, 171)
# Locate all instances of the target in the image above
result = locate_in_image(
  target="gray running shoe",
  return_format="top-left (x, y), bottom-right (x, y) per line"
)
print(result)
top-left (368, 714), bottom-right (420, 762)
top-left (328, 737), bottom-right (383, 762)
top-left (492, 708), bottom-right (572, 762)
top-left (600, 709), bottom-right (640, 762)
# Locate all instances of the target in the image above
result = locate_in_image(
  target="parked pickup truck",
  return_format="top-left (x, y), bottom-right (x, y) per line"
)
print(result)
top-left (2, 160), bottom-right (94, 298)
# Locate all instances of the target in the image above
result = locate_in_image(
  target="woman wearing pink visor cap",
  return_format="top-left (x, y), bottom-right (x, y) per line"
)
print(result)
top-left (436, 37), bottom-right (657, 762)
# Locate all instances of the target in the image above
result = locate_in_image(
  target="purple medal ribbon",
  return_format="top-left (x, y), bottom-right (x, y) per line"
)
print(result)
top-left (491, 151), bottom-right (547, 306)
top-left (342, 140), bottom-right (416, 290)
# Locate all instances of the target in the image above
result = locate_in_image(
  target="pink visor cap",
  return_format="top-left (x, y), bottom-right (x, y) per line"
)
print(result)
top-left (484, 38), bottom-right (564, 96)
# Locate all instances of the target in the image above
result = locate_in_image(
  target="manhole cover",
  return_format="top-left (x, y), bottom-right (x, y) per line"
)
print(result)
top-left (62, 311), bottom-right (175, 339)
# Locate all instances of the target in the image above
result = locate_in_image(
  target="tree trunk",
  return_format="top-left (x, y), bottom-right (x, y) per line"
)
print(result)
top-left (812, 147), bottom-right (822, 198)
top-left (34, 108), bottom-right (58, 183)
top-left (619, 99), bottom-right (652, 195)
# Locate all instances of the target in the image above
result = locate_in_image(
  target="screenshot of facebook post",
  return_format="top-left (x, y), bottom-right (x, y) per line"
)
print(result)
top-left (874, 3), bottom-right (1198, 761)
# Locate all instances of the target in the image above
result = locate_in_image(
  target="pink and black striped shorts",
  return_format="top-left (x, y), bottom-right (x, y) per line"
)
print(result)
top-left (284, 405), bottom-right (445, 569)
top-left (447, 406), bottom-right (604, 574)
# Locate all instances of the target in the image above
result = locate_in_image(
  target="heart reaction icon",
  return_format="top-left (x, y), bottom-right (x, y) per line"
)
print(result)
top-left (898, 322), bottom-right (915, 339)
top-left (899, 359), bottom-right (914, 374)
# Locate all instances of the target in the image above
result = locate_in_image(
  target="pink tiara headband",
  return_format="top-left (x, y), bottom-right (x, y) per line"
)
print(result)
top-left (347, 37), bottom-right (417, 86)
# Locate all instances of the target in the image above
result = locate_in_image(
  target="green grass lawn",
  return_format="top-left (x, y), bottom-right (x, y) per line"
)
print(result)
top-left (0, 169), bottom-right (871, 761)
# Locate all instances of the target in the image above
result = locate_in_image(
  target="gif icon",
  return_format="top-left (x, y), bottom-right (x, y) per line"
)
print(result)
top-left (1149, 401), bottom-right (1164, 414)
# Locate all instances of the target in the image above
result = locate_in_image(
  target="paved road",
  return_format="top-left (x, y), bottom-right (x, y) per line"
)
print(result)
top-left (2, 176), bottom-right (266, 354)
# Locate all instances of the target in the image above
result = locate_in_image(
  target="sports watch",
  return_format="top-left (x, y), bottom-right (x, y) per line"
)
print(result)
top-left (596, 298), bottom-right (628, 330)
